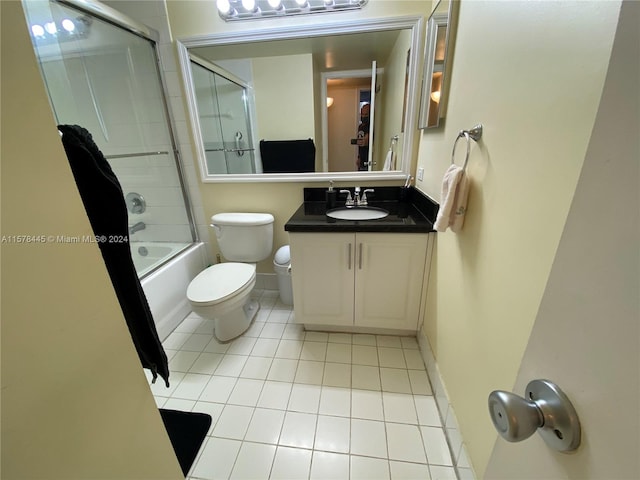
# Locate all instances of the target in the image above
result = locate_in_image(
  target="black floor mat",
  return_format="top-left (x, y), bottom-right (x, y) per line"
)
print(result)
top-left (159, 409), bottom-right (212, 476)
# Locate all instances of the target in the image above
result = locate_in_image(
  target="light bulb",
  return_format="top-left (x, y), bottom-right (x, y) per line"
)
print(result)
top-left (61, 19), bottom-right (75, 32)
top-left (326, 97), bottom-right (334, 108)
top-left (268, 0), bottom-right (282, 8)
top-left (430, 90), bottom-right (441, 103)
top-left (295, 0), bottom-right (308, 6)
top-left (242, 0), bottom-right (256, 11)
top-left (31, 24), bottom-right (45, 37)
top-left (217, 0), bottom-right (232, 14)
top-left (44, 22), bottom-right (57, 35)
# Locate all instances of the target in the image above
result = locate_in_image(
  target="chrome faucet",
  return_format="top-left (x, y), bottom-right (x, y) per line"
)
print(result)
top-left (339, 189), bottom-right (355, 206)
top-left (129, 221), bottom-right (146, 235)
top-left (339, 187), bottom-right (375, 207)
top-left (359, 188), bottom-right (375, 206)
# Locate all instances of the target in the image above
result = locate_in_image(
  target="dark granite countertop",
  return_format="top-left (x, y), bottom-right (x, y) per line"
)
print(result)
top-left (285, 187), bottom-right (438, 233)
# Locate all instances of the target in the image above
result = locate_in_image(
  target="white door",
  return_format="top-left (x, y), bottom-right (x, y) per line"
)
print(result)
top-left (485, 5), bottom-right (638, 475)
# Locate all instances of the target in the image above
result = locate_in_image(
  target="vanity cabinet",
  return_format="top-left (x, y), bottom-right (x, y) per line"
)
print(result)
top-left (289, 232), bottom-right (430, 332)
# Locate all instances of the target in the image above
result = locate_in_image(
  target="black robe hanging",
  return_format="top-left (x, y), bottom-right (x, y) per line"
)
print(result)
top-left (58, 124), bottom-right (169, 387)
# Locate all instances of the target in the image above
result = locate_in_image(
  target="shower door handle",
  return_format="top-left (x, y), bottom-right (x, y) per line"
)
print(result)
top-left (235, 131), bottom-right (244, 156)
top-left (224, 148), bottom-right (254, 154)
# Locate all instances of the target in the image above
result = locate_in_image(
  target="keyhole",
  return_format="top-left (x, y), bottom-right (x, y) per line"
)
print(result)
top-left (554, 429), bottom-right (564, 440)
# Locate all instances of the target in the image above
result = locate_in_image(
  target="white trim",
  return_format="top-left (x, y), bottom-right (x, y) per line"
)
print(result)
top-left (56, 0), bottom-right (156, 41)
top-left (418, 329), bottom-right (477, 480)
top-left (181, 16), bottom-right (422, 48)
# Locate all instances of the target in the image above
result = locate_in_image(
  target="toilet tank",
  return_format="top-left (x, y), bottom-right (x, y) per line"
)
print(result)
top-left (211, 213), bottom-right (274, 262)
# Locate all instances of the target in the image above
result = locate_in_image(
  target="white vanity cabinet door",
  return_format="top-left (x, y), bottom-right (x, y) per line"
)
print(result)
top-left (290, 233), bottom-right (354, 326)
top-left (290, 232), bottom-right (429, 332)
top-left (354, 233), bottom-right (428, 330)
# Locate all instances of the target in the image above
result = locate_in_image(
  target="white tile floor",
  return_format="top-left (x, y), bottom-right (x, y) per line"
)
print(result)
top-left (149, 290), bottom-right (457, 480)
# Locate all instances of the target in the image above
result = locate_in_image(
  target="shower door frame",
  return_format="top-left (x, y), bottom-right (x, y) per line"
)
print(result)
top-left (189, 55), bottom-right (259, 175)
top-left (52, 0), bottom-right (199, 251)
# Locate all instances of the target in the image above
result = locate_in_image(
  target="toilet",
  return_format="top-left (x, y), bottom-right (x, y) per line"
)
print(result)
top-left (187, 212), bottom-right (274, 342)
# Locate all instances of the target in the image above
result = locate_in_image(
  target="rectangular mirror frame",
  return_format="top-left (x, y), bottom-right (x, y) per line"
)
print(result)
top-left (175, 16), bottom-right (424, 183)
top-left (418, 0), bottom-right (457, 130)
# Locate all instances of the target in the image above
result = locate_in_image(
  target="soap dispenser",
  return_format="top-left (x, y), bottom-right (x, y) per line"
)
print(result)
top-left (325, 180), bottom-right (337, 209)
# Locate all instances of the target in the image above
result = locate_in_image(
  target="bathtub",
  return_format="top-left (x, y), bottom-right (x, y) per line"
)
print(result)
top-left (134, 242), bottom-right (208, 341)
top-left (131, 242), bottom-right (191, 278)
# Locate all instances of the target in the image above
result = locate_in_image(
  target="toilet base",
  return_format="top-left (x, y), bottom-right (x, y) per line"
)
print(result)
top-left (213, 299), bottom-right (260, 342)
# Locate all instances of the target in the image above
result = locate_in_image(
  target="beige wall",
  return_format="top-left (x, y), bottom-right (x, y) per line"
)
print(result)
top-left (486, 3), bottom-right (639, 476)
top-left (417, 1), bottom-right (621, 476)
top-left (0, 2), bottom-right (182, 477)
top-left (253, 54), bottom-right (316, 141)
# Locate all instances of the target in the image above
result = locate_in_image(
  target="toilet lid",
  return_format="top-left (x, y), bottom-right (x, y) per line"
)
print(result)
top-left (187, 263), bottom-right (256, 306)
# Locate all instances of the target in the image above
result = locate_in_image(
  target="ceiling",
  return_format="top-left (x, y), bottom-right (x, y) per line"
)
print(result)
top-left (190, 28), bottom-right (404, 72)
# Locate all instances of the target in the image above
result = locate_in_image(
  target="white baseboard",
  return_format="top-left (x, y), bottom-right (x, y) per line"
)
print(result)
top-left (417, 329), bottom-right (477, 480)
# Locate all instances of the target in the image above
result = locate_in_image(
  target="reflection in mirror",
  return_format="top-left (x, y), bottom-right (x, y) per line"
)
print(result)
top-left (190, 59), bottom-right (258, 174)
top-left (324, 69), bottom-right (378, 172)
top-left (176, 17), bottom-right (424, 182)
top-left (419, 0), bottom-right (458, 129)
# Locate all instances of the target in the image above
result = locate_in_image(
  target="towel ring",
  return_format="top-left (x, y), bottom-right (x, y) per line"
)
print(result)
top-left (451, 124), bottom-right (483, 171)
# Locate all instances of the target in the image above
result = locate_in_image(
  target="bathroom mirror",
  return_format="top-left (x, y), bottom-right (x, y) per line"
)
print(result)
top-left (176, 16), bottom-right (424, 182)
top-left (418, 0), bottom-right (458, 129)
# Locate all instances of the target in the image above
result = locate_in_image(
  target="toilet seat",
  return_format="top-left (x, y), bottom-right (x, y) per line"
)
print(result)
top-left (187, 263), bottom-right (256, 307)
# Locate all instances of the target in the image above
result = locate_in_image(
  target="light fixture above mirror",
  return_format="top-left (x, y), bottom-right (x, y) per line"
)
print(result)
top-left (217, 0), bottom-right (368, 21)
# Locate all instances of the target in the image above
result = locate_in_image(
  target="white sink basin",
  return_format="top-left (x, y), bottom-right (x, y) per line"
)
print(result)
top-left (326, 207), bottom-right (389, 221)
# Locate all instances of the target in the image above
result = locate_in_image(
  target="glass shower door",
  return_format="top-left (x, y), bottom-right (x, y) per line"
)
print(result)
top-left (190, 60), bottom-right (256, 174)
top-left (22, 0), bottom-right (196, 277)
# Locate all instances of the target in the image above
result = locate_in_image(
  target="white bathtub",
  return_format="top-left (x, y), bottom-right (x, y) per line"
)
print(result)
top-left (131, 242), bottom-right (188, 278)
top-left (135, 242), bottom-right (208, 341)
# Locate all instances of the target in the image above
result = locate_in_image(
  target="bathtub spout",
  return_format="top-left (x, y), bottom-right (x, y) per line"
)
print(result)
top-left (129, 221), bottom-right (146, 235)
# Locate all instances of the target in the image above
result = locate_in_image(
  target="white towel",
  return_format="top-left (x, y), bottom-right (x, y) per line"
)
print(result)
top-left (434, 165), bottom-right (470, 232)
top-left (382, 148), bottom-right (393, 171)
top-left (450, 170), bottom-right (470, 232)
